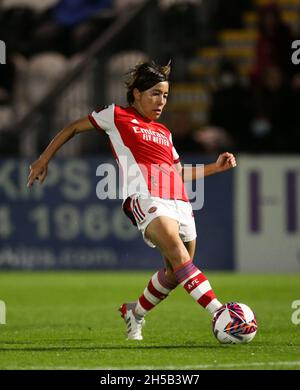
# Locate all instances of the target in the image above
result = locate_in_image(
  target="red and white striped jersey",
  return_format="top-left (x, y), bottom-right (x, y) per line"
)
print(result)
top-left (89, 104), bottom-right (189, 202)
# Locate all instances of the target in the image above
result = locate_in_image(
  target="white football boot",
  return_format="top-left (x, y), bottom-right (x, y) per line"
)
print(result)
top-left (119, 302), bottom-right (145, 340)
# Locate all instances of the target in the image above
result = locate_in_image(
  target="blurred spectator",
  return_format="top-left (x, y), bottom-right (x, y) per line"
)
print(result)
top-left (194, 126), bottom-right (234, 154)
top-left (160, 0), bottom-right (201, 56)
top-left (114, 0), bottom-right (145, 11)
top-left (0, 6), bottom-right (36, 56)
top-left (163, 108), bottom-right (199, 153)
top-left (0, 49), bottom-right (18, 154)
top-left (251, 3), bottom-right (294, 86)
top-left (1, 0), bottom-right (56, 9)
top-left (53, 0), bottom-right (113, 26)
top-left (209, 61), bottom-right (253, 151)
top-left (214, 0), bottom-right (253, 30)
top-left (0, 56), bottom-right (16, 106)
top-left (250, 65), bottom-right (294, 153)
top-left (31, 0), bottom-right (114, 56)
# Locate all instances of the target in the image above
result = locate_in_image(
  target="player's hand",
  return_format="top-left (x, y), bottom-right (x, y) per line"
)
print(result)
top-left (27, 158), bottom-right (48, 187)
top-left (216, 152), bottom-right (237, 172)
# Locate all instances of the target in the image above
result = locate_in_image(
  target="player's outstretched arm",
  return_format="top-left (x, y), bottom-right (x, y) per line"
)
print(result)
top-left (27, 116), bottom-right (94, 187)
top-left (205, 152), bottom-right (237, 177)
top-left (181, 152), bottom-right (237, 181)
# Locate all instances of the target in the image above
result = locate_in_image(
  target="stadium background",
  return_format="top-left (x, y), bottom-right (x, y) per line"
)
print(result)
top-left (0, 0), bottom-right (299, 273)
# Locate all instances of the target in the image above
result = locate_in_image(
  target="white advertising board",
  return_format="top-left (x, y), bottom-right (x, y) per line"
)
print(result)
top-left (235, 156), bottom-right (300, 272)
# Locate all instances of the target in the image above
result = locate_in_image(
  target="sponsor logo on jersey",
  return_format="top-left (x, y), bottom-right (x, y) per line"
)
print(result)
top-left (148, 207), bottom-right (157, 214)
top-left (132, 126), bottom-right (170, 146)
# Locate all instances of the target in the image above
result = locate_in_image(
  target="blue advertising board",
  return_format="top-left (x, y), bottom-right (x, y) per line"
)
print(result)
top-left (0, 156), bottom-right (233, 270)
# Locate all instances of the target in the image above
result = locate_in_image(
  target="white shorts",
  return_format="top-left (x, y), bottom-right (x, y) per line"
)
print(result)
top-left (126, 195), bottom-right (197, 248)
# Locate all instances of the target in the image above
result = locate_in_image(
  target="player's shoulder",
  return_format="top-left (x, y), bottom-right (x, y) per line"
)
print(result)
top-left (93, 103), bottom-right (115, 114)
top-left (152, 121), bottom-right (171, 137)
top-left (92, 104), bottom-right (143, 124)
top-left (114, 104), bottom-right (131, 116)
top-left (92, 103), bottom-right (128, 120)
top-left (114, 105), bottom-right (144, 124)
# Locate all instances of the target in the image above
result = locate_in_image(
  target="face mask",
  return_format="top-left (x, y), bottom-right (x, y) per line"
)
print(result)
top-left (251, 119), bottom-right (272, 137)
top-left (220, 73), bottom-right (236, 87)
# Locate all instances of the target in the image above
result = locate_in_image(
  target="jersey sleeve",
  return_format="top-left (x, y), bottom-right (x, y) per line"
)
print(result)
top-left (169, 133), bottom-right (181, 164)
top-left (172, 146), bottom-right (180, 164)
top-left (88, 104), bottom-right (115, 134)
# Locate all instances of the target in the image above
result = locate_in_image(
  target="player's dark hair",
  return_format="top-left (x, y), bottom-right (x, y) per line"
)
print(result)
top-left (125, 61), bottom-right (171, 105)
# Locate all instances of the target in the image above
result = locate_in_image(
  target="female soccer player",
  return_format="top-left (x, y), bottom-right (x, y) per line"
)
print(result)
top-left (27, 61), bottom-right (237, 340)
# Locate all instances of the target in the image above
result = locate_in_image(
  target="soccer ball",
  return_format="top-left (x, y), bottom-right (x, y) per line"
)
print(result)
top-left (212, 302), bottom-right (257, 344)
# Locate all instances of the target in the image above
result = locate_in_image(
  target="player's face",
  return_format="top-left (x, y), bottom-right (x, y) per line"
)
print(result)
top-left (133, 82), bottom-right (169, 120)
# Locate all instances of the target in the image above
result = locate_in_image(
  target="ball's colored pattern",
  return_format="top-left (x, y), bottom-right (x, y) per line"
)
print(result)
top-left (213, 302), bottom-right (258, 344)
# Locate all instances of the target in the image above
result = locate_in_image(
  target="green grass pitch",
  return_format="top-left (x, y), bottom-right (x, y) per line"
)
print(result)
top-left (0, 271), bottom-right (299, 370)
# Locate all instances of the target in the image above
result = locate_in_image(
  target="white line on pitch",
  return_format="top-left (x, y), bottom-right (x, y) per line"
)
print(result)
top-left (4, 361), bottom-right (300, 370)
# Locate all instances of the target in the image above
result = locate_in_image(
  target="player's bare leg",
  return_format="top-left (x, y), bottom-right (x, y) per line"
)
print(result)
top-left (163, 239), bottom-right (195, 285)
top-left (144, 216), bottom-right (222, 314)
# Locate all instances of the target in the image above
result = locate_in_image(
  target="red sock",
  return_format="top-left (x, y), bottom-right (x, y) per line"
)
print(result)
top-left (135, 269), bottom-right (178, 317)
top-left (174, 260), bottom-right (222, 314)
